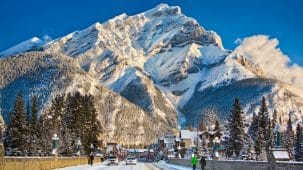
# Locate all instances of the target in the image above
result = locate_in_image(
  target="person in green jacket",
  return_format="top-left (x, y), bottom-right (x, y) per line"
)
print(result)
top-left (191, 154), bottom-right (198, 170)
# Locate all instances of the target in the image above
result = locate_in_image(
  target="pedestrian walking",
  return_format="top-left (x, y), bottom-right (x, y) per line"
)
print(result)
top-left (89, 152), bottom-right (94, 166)
top-left (200, 156), bottom-right (206, 170)
top-left (191, 154), bottom-right (198, 170)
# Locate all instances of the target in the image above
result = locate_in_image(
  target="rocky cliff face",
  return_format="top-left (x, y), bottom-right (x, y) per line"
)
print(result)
top-left (1, 4), bottom-right (303, 134)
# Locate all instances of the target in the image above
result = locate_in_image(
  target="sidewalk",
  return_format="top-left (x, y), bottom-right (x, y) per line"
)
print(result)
top-left (57, 162), bottom-right (106, 170)
top-left (154, 161), bottom-right (194, 170)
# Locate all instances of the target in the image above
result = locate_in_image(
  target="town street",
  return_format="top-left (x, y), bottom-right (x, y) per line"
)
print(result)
top-left (59, 161), bottom-right (166, 170)
top-left (59, 160), bottom-right (193, 170)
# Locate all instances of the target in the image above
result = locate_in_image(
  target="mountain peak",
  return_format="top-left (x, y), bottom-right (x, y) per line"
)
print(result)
top-left (0, 37), bottom-right (44, 57)
top-left (144, 3), bottom-right (181, 17)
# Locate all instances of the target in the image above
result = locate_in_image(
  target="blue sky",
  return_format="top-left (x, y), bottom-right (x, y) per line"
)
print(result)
top-left (0, 0), bottom-right (302, 65)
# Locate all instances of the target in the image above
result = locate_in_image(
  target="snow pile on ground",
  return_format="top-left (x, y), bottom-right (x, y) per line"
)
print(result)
top-left (154, 160), bottom-right (192, 170)
top-left (59, 162), bottom-right (106, 170)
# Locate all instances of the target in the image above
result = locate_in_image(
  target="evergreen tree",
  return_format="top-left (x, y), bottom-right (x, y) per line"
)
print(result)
top-left (246, 137), bottom-right (253, 160)
top-left (271, 109), bottom-right (278, 148)
top-left (65, 92), bottom-right (82, 137)
top-left (24, 102), bottom-right (31, 154)
top-left (294, 123), bottom-right (303, 161)
top-left (187, 122), bottom-right (194, 131)
top-left (265, 119), bottom-right (272, 152)
top-left (214, 120), bottom-right (221, 132)
top-left (51, 95), bottom-right (65, 133)
top-left (254, 126), bottom-right (265, 160)
top-left (0, 111), bottom-right (4, 143)
top-left (223, 117), bottom-right (233, 157)
top-left (199, 120), bottom-right (207, 131)
top-left (26, 103), bottom-right (31, 124)
top-left (29, 95), bottom-right (39, 156)
top-left (36, 95), bottom-right (64, 156)
top-left (259, 97), bottom-right (269, 137)
top-left (226, 97), bottom-right (245, 157)
top-left (31, 95), bottom-right (38, 129)
top-left (81, 94), bottom-right (102, 154)
top-left (0, 125), bottom-right (2, 144)
top-left (248, 112), bottom-right (258, 141)
top-left (285, 115), bottom-right (294, 159)
top-left (256, 97), bottom-right (271, 154)
top-left (272, 110), bottom-right (278, 130)
top-left (59, 121), bottom-right (74, 156)
top-left (36, 113), bottom-right (52, 156)
top-left (5, 91), bottom-right (28, 155)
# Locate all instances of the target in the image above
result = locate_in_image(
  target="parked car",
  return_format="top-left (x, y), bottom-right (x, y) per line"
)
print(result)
top-left (107, 155), bottom-right (119, 165)
top-left (138, 155), bottom-right (147, 162)
top-left (126, 157), bottom-right (137, 165)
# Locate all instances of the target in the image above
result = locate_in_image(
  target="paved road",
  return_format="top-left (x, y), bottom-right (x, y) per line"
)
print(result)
top-left (59, 161), bottom-right (160, 170)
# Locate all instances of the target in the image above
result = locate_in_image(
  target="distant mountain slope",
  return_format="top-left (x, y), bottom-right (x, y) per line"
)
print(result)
top-left (0, 51), bottom-right (175, 144)
top-left (0, 37), bottom-right (45, 58)
top-left (183, 78), bottom-right (303, 127)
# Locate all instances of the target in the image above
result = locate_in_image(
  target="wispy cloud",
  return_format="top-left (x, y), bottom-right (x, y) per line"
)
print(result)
top-left (234, 35), bottom-right (303, 97)
top-left (43, 34), bottom-right (52, 42)
top-left (233, 37), bottom-right (242, 45)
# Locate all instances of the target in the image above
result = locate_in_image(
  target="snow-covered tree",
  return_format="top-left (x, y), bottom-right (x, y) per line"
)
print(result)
top-left (81, 94), bottom-right (102, 154)
top-left (246, 137), bottom-right (254, 160)
top-left (29, 95), bottom-right (39, 156)
top-left (254, 126), bottom-right (265, 160)
top-left (285, 115), bottom-right (294, 159)
top-left (294, 123), bottom-right (303, 161)
top-left (223, 116), bottom-right (233, 157)
top-left (36, 113), bottom-right (52, 156)
top-left (199, 120), bottom-right (207, 131)
top-left (248, 112), bottom-right (258, 141)
top-left (225, 97), bottom-right (245, 158)
top-left (259, 97), bottom-right (270, 140)
top-left (36, 95), bottom-right (64, 156)
top-left (271, 109), bottom-right (278, 148)
top-left (4, 91), bottom-right (28, 155)
top-left (214, 120), bottom-right (221, 132)
top-left (0, 111), bottom-right (4, 143)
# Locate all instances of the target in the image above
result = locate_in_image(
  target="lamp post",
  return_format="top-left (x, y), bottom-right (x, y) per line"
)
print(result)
top-left (52, 133), bottom-right (59, 157)
top-left (90, 143), bottom-right (94, 154)
top-left (177, 141), bottom-right (181, 158)
top-left (76, 138), bottom-right (82, 156)
top-left (213, 137), bottom-right (220, 160)
top-left (273, 123), bottom-right (281, 148)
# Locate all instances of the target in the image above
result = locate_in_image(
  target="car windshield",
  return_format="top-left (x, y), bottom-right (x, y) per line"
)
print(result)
top-left (127, 157), bottom-right (135, 160)
top-left (108, 156), bottom-right (117, 159)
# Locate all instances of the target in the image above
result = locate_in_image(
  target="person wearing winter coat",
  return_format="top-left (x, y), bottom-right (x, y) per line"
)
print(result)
top-left (89, 152), bottom-right (94, 166)
top-left (200, 156), bottom-right (206, 170)
top-left (191, 154), bottom-right (198, 170)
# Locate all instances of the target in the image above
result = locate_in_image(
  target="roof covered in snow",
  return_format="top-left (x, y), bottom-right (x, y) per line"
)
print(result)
top-left (180, 130), bottom-right (201, 141)
top-left (272, 150), bottom-right (290, 160)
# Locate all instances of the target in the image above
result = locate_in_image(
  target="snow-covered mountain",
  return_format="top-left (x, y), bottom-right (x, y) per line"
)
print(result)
top-left (0, 37), bottom-right (45, 57)
top-left (0, 51), bottom-right (174, 144)
top-left (1, 3), bottom-right (303, 136)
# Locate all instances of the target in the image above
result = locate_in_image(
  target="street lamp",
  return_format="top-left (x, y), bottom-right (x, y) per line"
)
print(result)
top-left (213, 137), bottom-right (220, 160)
top-left (52, 133), bottom-right (59, 157)
top-left (177, 140), bottom-right (181, 158)
top-left (273, 123), bottom-right (281, 148)
top-left (90, 143), bottom-right (94, 154)
top-left (76, 138), bottom-right (82, 156)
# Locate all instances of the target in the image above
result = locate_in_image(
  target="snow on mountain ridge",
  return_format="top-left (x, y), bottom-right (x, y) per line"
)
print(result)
top-left (0, 37), bottom-right (44, 57)
top-left (1, 4), bottom-right (303, 128)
